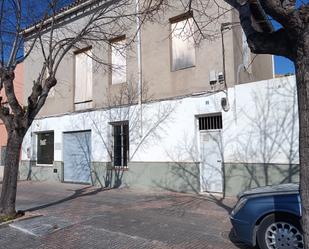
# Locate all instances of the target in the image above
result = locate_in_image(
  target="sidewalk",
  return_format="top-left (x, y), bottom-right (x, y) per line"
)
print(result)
top-left (0, 181), bottom-right (247, 249)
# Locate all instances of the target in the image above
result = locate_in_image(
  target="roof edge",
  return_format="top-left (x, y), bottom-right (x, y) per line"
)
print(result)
top-left (23, 0), bottom-right (99, 37)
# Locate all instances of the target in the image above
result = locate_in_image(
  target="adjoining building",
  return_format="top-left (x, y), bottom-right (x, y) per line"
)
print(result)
top-left (19, 0), bottom-right (298, 195)
top-left (0, 63), bottom-right (24, 180)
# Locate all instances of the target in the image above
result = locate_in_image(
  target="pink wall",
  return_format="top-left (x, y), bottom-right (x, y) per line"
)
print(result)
top-left (0, 63), bottom-right (24, 147)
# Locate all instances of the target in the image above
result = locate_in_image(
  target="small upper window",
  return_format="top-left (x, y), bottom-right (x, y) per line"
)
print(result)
top-left (111, 36), bottom-right (126, 84)
top-left (37, 131), bottom-right (54, 165)
top-left (170, 13), bottom-right (195, 71)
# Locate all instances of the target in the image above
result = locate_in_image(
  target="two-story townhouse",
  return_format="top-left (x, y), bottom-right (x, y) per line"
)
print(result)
top-left (0, 63), bottom-right (24, 180)
top-left (19, 0), bottom-right (299, 195)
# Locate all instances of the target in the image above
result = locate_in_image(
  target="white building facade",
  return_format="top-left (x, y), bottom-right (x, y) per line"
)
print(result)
top-left (20, 76), bottom-right (299, 196)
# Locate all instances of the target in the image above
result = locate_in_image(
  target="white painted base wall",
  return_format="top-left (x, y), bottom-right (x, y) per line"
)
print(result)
top-left (21, 76), bottom-right (298, 192)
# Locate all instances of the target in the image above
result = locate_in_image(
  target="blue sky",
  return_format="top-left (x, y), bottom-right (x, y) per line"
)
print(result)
top-left (272, 20), bottom-right (295, 75)
top-left (273, 0), bottom-right (308, 75)
top-left (272, 19), bottom-right (294, 75)
top-left (274, 56), bottom-right (294, 75)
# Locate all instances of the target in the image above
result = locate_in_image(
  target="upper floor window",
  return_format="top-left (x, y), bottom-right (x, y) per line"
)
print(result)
top-left (110, 36), bottom-right (126, 85)
top-left (74, 47), bottom-right (93, 110)
top-left (170, 13), bottom-right (195, 71)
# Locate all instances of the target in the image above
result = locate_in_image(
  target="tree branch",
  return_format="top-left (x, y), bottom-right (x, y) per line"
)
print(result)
top-left (247, 28), bottom-right (295, 60)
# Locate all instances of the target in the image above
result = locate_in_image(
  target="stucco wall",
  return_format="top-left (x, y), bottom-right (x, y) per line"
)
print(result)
top-left (20, 76), bottom-right (298, 195)
top-left (23, 1), bottom-right (274, 118)
top-left (19, 160), bottom-right (63, 182)
top-left (224, 163), bottom-right (299, 196)
top-left (92, 161), bottom-right (200, 193)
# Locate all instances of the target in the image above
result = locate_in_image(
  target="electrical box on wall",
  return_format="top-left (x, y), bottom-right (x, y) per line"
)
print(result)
top-left (209, 70), bottom-right (217, 85)
top-left (218, 72), bottom-right (224, 83)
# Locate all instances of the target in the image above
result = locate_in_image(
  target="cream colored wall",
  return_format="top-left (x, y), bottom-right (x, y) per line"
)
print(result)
top-left (23, 1), bottom-right (274, 118)
top-left (140, 1), bottom-right (238, 100)
top-left (231, 11), bottom-right (274, 84)
top-left (24, 39), bottom-right (74, 117)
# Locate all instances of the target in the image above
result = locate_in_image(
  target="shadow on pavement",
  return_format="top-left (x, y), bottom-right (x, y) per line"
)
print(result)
top-left (229, 229), bottom-right (255, 249)
top-left (22, 186), bottom-right (108, 212)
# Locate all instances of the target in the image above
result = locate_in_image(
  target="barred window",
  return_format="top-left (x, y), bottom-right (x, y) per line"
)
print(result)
top-left (198, 114), bottom-right (222, 130)
top-left (112, 122), bottom-right (129, 167)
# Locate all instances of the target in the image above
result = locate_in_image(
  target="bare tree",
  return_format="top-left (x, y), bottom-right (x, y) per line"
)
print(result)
top-left (87, 80), bottom-right (175, 187)
top-left (0, 0), bottom-right (164, 218)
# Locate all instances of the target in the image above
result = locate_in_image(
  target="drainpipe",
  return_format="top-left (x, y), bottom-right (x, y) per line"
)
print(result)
top-left (220, 23), bottom-right (230, 112)
top-left (234, 64), bottom-right (245, 124)
top-left (135, 0), bottom-right (143, 137)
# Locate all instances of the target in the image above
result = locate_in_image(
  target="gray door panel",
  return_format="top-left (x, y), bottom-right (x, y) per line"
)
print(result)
top-left (200, 131), bottom-right (223, 193)
top-left (63, 131), bottom-right (91, 184)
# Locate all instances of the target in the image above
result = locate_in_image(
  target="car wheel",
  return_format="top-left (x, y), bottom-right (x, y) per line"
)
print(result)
top-left (257, 214), bottom-right (304, 249)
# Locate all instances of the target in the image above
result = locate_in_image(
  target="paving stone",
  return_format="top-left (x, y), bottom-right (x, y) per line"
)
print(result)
top-left (10, 216), bottom-right (73, 236)
top-left (0, 182), bottom-right (248, 249)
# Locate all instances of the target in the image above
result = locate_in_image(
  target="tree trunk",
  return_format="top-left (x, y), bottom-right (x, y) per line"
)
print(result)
top-left (295, 35), bottom-right (309, 248)
top-left (0, 131), bottom-right (24, 217)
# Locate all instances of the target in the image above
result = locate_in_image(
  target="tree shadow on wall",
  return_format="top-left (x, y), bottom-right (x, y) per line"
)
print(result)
top-left (83, 81), bottom-right (175, 189)
top-left (226, 77), bottom-right (299, 193)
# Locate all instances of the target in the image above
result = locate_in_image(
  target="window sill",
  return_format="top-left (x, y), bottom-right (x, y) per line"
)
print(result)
top-left (171, 65), bottom-right (196, 72)
top-left (74, 101), bottom-right (93, 111)
top-left (35, 164), bottom-right (54, 167)
top-left (112, 166), bottom-right (129, 171)
top-left (111, 81), bottom-right (127, 85)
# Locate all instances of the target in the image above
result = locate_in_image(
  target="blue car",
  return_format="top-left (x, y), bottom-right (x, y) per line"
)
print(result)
top-left (230, 184), bottom-right (303, 249)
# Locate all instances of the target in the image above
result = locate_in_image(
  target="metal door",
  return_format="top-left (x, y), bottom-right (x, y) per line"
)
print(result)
top-left (200, 131), bottom-right (223, 193)
top-left (63, 131), bottom-right (91, 184)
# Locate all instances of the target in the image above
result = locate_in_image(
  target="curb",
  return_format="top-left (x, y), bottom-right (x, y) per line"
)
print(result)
top-left (0, 213), bottom-right (43, 227)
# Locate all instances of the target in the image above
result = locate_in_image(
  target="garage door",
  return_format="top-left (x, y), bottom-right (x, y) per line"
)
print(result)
top-left (63, 131), bottom-right (91, 184)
